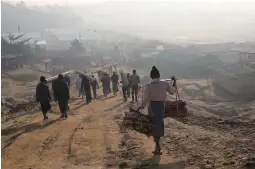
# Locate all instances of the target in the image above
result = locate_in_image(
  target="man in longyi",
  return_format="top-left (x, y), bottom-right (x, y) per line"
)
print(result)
top-left (138, 66), bottom-right (176, 154)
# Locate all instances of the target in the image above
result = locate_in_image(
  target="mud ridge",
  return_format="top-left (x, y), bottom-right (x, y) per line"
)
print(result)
top-left (162, 116), bottom-right (255, 169)
top-left (2, 130), bottom-right (26, 153)
top-left (39, 132), bottom-right (60, 155)
top-left (68, 115), bottom-right (95, 161)
top-left (183, 115), bottom-right (255, 138)
top-left (2, 119), bottom-right (59, 152)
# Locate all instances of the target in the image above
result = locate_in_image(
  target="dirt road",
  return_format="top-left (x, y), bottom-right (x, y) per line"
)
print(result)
top-left (2, 91), bottom-right (255, 169)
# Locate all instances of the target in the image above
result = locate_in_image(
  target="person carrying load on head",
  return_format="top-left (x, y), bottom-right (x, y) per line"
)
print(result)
top-left (129, 69), bottom-right (140, 102)
top-left (36, 76), bottom-right (52, 121)
top-left (137, 66), bottom-right (176, 155)
top-left (52, 74), bottom-right (70, 120)
top-left (120, 71), bottom-right (129, 102)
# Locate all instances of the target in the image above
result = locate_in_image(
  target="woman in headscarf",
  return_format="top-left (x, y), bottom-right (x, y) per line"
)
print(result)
top-left (138, 66), bottom-right (176, 155)
top-left (101, 72), bottom-right (111, 96)
top-left (111, 72), bottom-right (119, 96)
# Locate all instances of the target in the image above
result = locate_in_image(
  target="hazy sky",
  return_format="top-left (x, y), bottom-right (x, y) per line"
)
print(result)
top-left (4, 0), bottom-right (253, 6)
top-left (3, 0), bottom-right (255, 42)
top-left (3, 0), bottom-right (105, 5)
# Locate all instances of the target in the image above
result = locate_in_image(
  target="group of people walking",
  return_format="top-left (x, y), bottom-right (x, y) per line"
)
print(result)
top-left (100, 69), bottom-right (141, 102)
top-left (76, 74), bottom-right (99, 103)
top-left (120, 70), bottom-right (140, 102)
top-left (35, 69), bottom-right (140, 121)
top-left (36, 66), bottom-right (177, 155)
top-left (36, 74), bottom-right (70, 120)
top-left (36, 73), bottom-right (99, 121)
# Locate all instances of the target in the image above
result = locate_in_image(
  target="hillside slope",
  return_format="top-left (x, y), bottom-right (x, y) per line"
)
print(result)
top-left (2, 83), bottom-right (254, 169)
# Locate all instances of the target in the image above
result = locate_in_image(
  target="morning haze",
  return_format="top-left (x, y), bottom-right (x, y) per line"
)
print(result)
top-left (2, 0), bottom-right (255, 43)
top-left (1, 0), bottom-right (255, 169)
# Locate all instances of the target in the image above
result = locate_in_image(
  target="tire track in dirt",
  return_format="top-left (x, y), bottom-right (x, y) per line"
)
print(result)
top-left (67, 116), bottom-right (94, 160)
top-left (65, 98), bottom-right (153, 169)
top-left (1, 97), bottom-right (82, 154)
top-left (2, 94), bottom-right (122, 169)
top-left (55, 95), bottom-right (126, 169)
top-left (2, 116), bottom-right (81, 169)
top-left (65, 97), bottom-right (123, 169)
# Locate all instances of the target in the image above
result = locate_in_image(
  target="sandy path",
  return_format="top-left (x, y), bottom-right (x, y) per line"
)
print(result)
top-left (2, 91), bottom-right (255, 169)
top-left (2, 94), bottom-right (125, 169)
top-left (2, 91), bottom-right (183, 169)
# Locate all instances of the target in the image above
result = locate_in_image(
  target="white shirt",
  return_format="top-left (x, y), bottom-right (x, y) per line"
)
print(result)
top-left (140, 78), bottom-right (175, 107)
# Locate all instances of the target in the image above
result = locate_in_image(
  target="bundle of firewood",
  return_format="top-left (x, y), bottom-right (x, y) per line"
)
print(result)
top-left (121, 100), bottom-right (188, 135)
top-left (164, 100), bottom-right (187, 118)
top-left (120, 108), bottom-right (152, 135)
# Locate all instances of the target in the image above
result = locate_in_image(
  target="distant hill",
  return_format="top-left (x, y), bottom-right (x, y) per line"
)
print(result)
top-left (128, 52), bottom-right (223, 79)
top-left (1, 2), bottom-right (84, 33)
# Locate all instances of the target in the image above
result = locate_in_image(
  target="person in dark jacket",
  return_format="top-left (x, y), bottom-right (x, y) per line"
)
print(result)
top-left (81, 74), bottom-right (92, 104)
top-left (90, 75), bottom-right (99, 99)
top-left (36, 76), bottom-right (52, 120)
top-left (52, 74), bottom-right (70, 119)
top-left (129, 69), bottom-right (140, 102)
top-left (101, 73), bottom-right (111, 96)
top-left (111, 72), bottom-right (119, 96)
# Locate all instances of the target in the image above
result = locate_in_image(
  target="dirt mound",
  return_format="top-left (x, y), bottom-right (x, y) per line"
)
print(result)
top-left (5, 67), bottom-right (51, 81)
top-left (1, 96), bottom-right (37, 120)
top-left (162, 115), bottom-right (255, 169)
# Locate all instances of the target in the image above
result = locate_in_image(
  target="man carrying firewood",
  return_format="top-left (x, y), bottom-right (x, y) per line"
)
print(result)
top-left (137, 66), bottom-right (176, 155)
